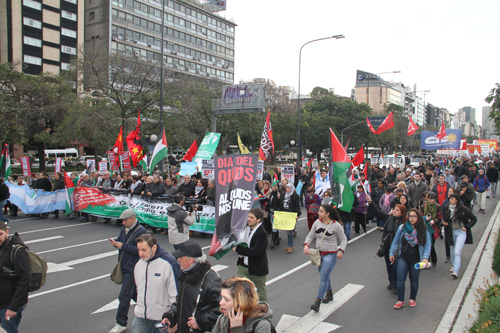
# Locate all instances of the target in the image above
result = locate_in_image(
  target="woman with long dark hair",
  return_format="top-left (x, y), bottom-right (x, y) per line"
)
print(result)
top-left (303, 205), bottom-right (347, 312)
top-left (442, 193), bottom-right (477, 278)
top-left (389, 209), bottom-right (431, 309)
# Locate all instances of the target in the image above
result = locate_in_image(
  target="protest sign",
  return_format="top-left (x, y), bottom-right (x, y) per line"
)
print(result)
top-left (312, 159), bottom-right (318, 169)
top-left (179, 161), bottom-right (198, 176)
top-left (55, 157), bottom-right (63, 173)
top-left (193, 132), bottom-right (221, 160)
top-left (281, 164), bottom-right (294, 184)
top-left (256, 160), bottom-right (264, 181)
top-left (86, 159), bottom-right (96, 173)
top-left (202, 159), bottom-right (215, 179)
top-left (98, 161), bottom-right (108, 174)
top-left (20, 156), bottom-right (31, 177)
top-left (210, 154), bottom-right (258, 259)
top-left (108, 151), bottom-right (119, 171)
top-left (273, 211), bottom-right (298, 230)
top-left (120, 152), bottom-right (131, 171)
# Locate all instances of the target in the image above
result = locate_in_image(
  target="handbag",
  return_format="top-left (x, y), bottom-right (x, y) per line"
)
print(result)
top-left (110, 227), bottom-right (141, 284)
top-left (309, 222), bottom-right (331, 267)
top-left (376, 232), bottom-right (392, 257)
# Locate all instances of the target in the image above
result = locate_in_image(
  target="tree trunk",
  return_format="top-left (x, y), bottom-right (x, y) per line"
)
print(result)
top-left (37, 143), bottom-right (45, 172)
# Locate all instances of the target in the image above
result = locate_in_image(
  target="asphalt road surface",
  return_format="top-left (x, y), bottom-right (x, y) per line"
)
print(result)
top-left (5, 197), bottom-right (497, 333)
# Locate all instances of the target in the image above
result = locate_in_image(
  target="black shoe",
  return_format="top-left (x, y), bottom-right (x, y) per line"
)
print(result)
top-left (387, 284), bottom-right (394, 290)
top-left (322, 290), bottom-right (333, 304)
top-left (310, 298), bottom-right (321, 312)
top-left (393, 288), bottom-right (398, 294)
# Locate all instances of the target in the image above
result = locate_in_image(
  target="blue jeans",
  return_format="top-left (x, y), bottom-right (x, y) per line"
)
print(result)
top-left (1, 305), bottom-right (26, 333)
top-left (317, 253), bottom-right (337, 299)
top-left (451, 229), bottom-right (467, 274)
top-left (343, 221), bottom-right (351, 240)
top-left (116, 271), bottom-right (137, 327)
top-left (384, 252), bottom-right (397, 287)
top-left (287, 230), bottom-right (294, 248)
top-left (0, 200), bottom-right (9, 222)
top-left (131, 316), bottom-right (160, 333)
top-left (396, 257), bottom-right (421, 302)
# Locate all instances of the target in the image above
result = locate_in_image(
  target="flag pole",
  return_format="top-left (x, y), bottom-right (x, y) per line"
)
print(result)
top-left (393, 120), bottom-right (396, 155)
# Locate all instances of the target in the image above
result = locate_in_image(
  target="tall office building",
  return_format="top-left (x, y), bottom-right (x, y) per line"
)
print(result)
top-left (0, 0), bottom-right (84, 75)
top-left (85, 0), bottom-right (235, 84)
top-left (460, 106), bottom-right (476, 124)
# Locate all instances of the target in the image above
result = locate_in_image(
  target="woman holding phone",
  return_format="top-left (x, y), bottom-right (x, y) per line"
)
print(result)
top-left (212, 277), bottom-right (274, 333)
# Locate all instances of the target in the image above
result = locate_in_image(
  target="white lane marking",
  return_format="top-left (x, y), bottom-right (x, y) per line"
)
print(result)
top-left (202, 245), bottom-right (211, 250)
top-left (47, 250), bottom-right (118, 273)
top-left (25, 236), bottom-right (64, 244)
top-left (211, 264), bottom-right (228, 272)
top-left (5, 218), bottom-right (37, 222)
top-left (276, 283), bottom-right (364, 333)
top-left (37, 239), bottom-right (110, 255)
top-left (18, 223), bottom-right (90, 235)
top-left (267, 227), bottom-right (376, 286)
top-left (92, 299), bottom-right (136, 315)
top-left (30, 274), bottom-right (109, 298)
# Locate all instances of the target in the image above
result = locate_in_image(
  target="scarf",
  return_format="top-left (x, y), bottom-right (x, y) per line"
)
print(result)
top-left (285, 184), bottom-right (295, 200)
top-left (403, 222), bottom-right (419, 247)
top-left (195, 186), bottom-right (204, 195)
top-left (449, 204), bottom-right (456, 217)
top-left (383, 193), bottom-right (392, 207)
top-left (240, 223), bottom-right (262, 266)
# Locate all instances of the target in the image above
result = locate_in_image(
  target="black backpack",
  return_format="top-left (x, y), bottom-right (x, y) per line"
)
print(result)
top-left (252, 319), bottom-right (277, 333)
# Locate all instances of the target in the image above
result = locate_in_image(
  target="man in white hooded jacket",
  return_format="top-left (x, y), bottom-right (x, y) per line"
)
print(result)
top-left (132, 234), bottom-right (180, 333)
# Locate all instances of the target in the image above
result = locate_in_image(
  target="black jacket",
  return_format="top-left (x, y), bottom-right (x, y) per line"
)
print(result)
top-left (487, 167), bottom-right (499, 183)
top-left (442, 205), bottom-right (477, 246)
top-left (144, 182), bottom-right (165, 197)
top-left (52, 179), bottom-right (65, 191)
top-left (368, 202), bottom-right (404, 240)
top-left (36, 177), bottom-right (52, 191)
top-left (178, 181), bottom-right (196, 197)
top-left (131, 181), bottom-right (145, 195)
top-left (267, 190), bottom-right (281, 212)
top-left (235, 224), bottom-right (269, 276)
top-left (0, 181), bottom-right (9, 200)
top-left (164, 261), bottom-right (221, 333)
top-left (114, 222), bottom-right (148, 273)
top-left (0, 234), bottom-right (30, 312)
top-left (278, 192), bottom-right (301, 217)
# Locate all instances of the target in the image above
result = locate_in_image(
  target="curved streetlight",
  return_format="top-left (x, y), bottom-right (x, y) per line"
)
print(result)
top-left (297, 35), bottom-right (345, 166)
top-left (341, 121), bottom-right (366, 146)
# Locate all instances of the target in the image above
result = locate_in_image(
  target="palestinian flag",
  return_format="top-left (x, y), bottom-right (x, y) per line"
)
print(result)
top-left (149, 130), bottom-right (168, 172)
top-left (0, 144), bottom-right (12, 180)
top-left (63, 171), bottom-right (75, 215)
top-left (139, 155), bottom-right (149, 174)
top-left (328, 128), bottom-right (354, 213)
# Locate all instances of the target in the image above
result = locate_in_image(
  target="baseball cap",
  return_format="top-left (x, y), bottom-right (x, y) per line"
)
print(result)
top-left (119, 209), bottom-right (136, 219)
top-left (172, 241), bottom-right (203, 259)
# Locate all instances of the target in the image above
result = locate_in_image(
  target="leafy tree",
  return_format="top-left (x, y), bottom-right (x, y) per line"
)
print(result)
top-left (485, 83), bottom-right (500, 134)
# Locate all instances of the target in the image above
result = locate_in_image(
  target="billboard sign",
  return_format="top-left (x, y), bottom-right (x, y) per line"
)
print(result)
top-left (217, 83), bottom-right (265, 111)
top-left (420, 129), bottom-right (462, 150)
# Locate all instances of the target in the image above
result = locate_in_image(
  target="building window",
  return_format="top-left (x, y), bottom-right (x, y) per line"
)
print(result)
top-left (23, 0), bottom-right (41, 10)
top-left (64, 0), bottom-right (77, 4)
top-left (24, 55), bottom-right (42, 65)
top-left (23, 17), bottom-right (42, 29)
top-left (90, 11), bottom-right (96, 21)
top-left (61, 45), bottom-right (77, 55)
top-left (61, 10), bottom-right (78, 21)
top-left (61, 63), bottom-right (71, 71)
top-left (62, 28), bottom-right (77, 38)
top-left (23, 36), bottom-right (42, 47)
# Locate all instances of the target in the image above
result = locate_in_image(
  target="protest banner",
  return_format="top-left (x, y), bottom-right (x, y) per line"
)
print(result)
top-left (20, 156), bottom-right (31, 177)
top-left (86, 159), bottom-right (96, 173)
top-left (193, 132), bottom-right (221, 160)
top-left (273, 211), bottom-right (298, 230)
top-left (179, 161), bottom-right (198, 176)
top-left (108, 151), bottom-right (119, 171)
top-left (420, 129), bottom-right (462, 150)
top-left (55, 157), bottom-right (63, 173)
top-left (474, 139), bottom-right (498, 150)
top-left (202, 159), bottom-right (215, 179)
top-left (467, 145), bottom-right (481, 154)
top-left (120, 152), bottom-right (131, 172)
top-left (5, 183), bottom-right (66, 214)
top-left (72, 187), bottom-right (216, 232)
top-left (98, 161), bottom-right (108, 174)
top-left (281, 164), bottom-right (294, 184)
top-left (256, 160), bottom-right (264, 181)
top-left (210, 154), bottom-right (258, 259)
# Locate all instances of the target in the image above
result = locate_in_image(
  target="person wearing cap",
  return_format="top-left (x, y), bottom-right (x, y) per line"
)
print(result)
top-left (473, 169), bottom-right (490, 214)
top-left (132, 234), bottom-right (179, 333)
top-left (161, 242), bottom-right (222, 333)
top-left (108, 209), bottom-right (147, 333)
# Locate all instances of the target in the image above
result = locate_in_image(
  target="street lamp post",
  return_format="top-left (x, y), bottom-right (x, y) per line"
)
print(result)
top-left (158, 0), bottom-right (166, 172)
top-left (297, 35), bottom-right (344, 167)
top-left (341, 121), bottom-right (366, 146)
top-left (414, 90), bottom-right (430, 129)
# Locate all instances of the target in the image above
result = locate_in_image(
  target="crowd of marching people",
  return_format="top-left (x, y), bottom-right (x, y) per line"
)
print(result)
top-left (0, 153), bottom-right (498, 332)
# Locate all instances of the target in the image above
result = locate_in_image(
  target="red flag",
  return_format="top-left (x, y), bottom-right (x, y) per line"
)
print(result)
top-left (63, 171), bottom-right (75, 189)
top-left (375, 112), bottom-right (395, 134)
top-left (125, 111), bottom-right (145, 167)
top-left (113, 126), bottom-right (124, 156)
top-left (351, 146), bottom-right (364, 167)
top-left (366, 117), bottom-right (377, 134)
top-left (437, 121), bottom-right (447, 140)
top-left (259, 111), bottom-right (275, 161)
top-left (182, 139), bottom-right (198, 161)
top-left (329, 128), bottom-right (350, 163)
top-left (407, 115), bottom-right (419, 136)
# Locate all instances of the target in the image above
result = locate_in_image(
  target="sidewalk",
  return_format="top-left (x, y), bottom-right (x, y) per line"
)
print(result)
top-left (436, 199), bottom-right (500, 333)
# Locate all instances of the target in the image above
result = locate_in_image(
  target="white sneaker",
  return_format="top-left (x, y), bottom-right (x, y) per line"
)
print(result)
top-left (450, 267), bottom-right (454, 272)
top-left (109, 324), bottom-right (127, 333)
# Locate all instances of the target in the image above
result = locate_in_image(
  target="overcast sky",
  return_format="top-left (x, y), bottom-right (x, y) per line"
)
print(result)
top-left (220, 0), bottom-right (500, 125)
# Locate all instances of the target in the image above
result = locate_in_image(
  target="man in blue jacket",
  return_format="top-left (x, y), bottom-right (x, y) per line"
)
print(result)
top-left (108, 209), bottom-right (147, 333)
top-left (473, 169), bottom-right (490, 214)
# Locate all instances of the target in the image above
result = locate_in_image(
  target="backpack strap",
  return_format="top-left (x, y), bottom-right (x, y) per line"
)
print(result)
top-left (252, 318), bottom-right (276, 333)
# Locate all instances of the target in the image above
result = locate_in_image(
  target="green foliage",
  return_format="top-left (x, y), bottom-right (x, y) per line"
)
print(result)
top-left (469, 284), bottom-right (500, 332)
top-left (493, 229), bottom-right (500, 276)
top-left (485, 83), bottom-right (500, 135)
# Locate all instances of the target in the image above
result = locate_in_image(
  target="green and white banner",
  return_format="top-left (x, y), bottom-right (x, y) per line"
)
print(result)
top-left (193, 132), bottom-right (221, 160)
top-left (73, 187), bottom-right (215, 232)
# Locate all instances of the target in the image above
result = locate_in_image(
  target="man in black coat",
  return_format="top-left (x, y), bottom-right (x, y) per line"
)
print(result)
top-left (162, 242), bottom-right (222, 333)
top-left (234, 208), bottom-right (269, 301)
top-left (36, 173), bottom-right (53, 219)
top-left (0, 223), bottom-right (31, 333)
top-left (0, 179), bottom-right (10, 223)
top-left (486, 162), bottom-right (499, 198)
top-left (177, 175), bottom-right (195, 198)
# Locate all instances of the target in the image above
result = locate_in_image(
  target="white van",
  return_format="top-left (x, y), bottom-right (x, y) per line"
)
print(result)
top-left (44, 148), bottom-right (79, 158)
